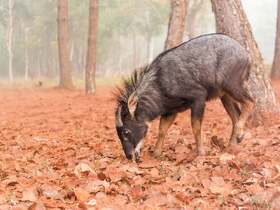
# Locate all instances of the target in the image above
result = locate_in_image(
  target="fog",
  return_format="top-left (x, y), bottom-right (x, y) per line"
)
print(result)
top-left (243, 0), bottom-right (277, 62)
top-left (0, 0), bottom-right (277, 80)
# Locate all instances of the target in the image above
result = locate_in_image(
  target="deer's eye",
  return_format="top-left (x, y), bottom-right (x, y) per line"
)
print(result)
top-left (123, 129), bottom-right (130, 136)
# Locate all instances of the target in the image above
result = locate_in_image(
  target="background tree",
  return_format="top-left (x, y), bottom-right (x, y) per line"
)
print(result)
top-left (7, 0), bottom-right (14, 82)
top-left (14, 1), bottom-right (32, 80)
top-left (272, 0), bottom-right (280, 79)
top-left (0, 0), bottom-right (170, 80)
top-left (0, 0), bottom-right (276, 85)
top-left (211, 0), bottom-right (279, 122)
top-left (57, 0), bottom-right (74, 89)
top-left (85, 0), bottom-right (98, 94)
top-left (164, 0), bottom-right (186, 50)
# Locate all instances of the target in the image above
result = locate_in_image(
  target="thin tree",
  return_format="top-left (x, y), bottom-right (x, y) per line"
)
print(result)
top-left (24, 27), bottom-right (30, 81)
top-left (272, 0), bottom-right (280, 79)
top-left (164, 0), bottom-right (187, 50)
top-left (57, 0), bottom-right (74, 89)
top-left (7, 0), bottom-right (14, 82)
top-left (211, 0), bottom-right (279, 121)
top-left (85, 0), bottom-right (99, 94)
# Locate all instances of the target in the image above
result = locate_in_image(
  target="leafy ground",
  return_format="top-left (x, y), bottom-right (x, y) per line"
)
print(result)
top-left (0, 82), bottom-right (280, 210)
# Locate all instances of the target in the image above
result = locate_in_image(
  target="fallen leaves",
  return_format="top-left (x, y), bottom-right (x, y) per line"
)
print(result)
top-left (84, 180), bottom-right (110, 194)
top-left (40, 184), bottom-right (61, 200)
top-left (74, 187), bottom-right (90, 202)
top-left (74, 162), bottom-right (96, 178)
top-left (219, 152), bottom-right (235, 164)
top-left (138, 160), bottom-right (158, 169)
top-left (129, 186), bottom-right (146, 201)
top-left (175, 192), bottom-right (190, 204)
top-left (208, 176), bottom-right (233, 197)
top-left (28, 202), bottom-right (46, 210)
top-left (22, 187), bottom-right (39, 202)
top-left (1, 87), bottom-right (280, 209)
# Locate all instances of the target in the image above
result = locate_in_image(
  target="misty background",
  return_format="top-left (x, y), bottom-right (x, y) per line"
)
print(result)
top-left (0, 0), bottom-right (277, 81)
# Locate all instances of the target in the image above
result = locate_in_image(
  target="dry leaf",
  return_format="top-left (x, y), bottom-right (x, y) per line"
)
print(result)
top-left (219, 153), bottom-right (235, 163)
top-left (86, 198), bottom-right (97, 206)
top-left (40, 184), bottom-right (61, 200)
top-left (28, 202), bottom-right (46, 210)
top-left (97, 172), bottom-right (107, 180)
top-left (3, 175), bottom-right (18, 187)
top-left (150, 168), bottom-right (159, 178)
top-left (85, 180), bottom-right (110, 193)
top-left (22, 187), bottom-right (38, 202)
top-left (129, 186), bottom-right (145, 201)
top-left (138, 161), bottom-right (158, 169)
top-left (175, 192), bottom-right (190, 204)
top-left (74, 188), bottom-right (90, 202)
top-left (74, 162), bottom-right (96, 178)
top-left (121, 165), bottom-right (143, 175)
top-left (211, 135), bottom-right (225, 150)
top-left (208, 177), bottom-right (232, 196)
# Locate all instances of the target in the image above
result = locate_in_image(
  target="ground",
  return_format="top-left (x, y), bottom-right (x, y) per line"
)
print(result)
top-left (0, 82), bottom-right (280, 210)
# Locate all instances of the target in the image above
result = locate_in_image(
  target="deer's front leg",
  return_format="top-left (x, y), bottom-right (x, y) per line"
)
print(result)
top-left (191, 99), bottom-right (206, 156)
top-left (154, 114), bottom-right (177, 157)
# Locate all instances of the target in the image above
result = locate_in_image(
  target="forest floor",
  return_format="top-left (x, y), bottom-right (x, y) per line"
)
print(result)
top-left (0, 81), bottom-right (280, 210)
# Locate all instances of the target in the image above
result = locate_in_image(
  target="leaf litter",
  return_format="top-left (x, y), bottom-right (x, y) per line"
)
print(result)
top-left (0, 83), bottom-right (279, 209)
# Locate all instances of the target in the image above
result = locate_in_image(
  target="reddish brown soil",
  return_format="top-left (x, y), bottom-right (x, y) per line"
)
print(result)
top-left (0, 82), bottom-right (280, 209)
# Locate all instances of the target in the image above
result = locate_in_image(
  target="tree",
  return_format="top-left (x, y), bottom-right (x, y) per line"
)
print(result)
top-left (7, 0), bottom-right (14, 82)
top-left (272, 0), bottom-right (280, 79)
top-left (57, 0), bottom-right (74, 89)
top-left (164, 0), bottom-right (187, 50)
top-left (85, 0), bottom-right (99, 94)
top-left (211, 0), bottom-right (279, 121)
top-left (24, 27), bottom-right (30, 80)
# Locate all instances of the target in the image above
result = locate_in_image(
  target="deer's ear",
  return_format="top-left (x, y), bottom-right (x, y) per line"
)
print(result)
top-left (115, 106), bottom-right (123, 127)
top-left (128, 92), bottom-right (138, 118)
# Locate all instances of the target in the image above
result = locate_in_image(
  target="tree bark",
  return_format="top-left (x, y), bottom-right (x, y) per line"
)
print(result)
top-left (164, 0), bottom-right (187, 50)
top-left (146, 33), bottom-right (152, 64)
top-left (132, 30), bottom-right (138, 69)
top-left (57, 0), bottom-right (74, 89)
top-left (85, 0), bottom-right (99, 94)
top-left (272, 0), bottom-right (280, 79)
top-left (211, 0), bottom-right (279, 120)
top-left (149, 36), bottom-right (154, 63)
top-left (24, 27), bottom-right (30, 81)
top-left (7, 0), bottom-right (14, 82)
top-left (118, 35), bottom-right (123, 74)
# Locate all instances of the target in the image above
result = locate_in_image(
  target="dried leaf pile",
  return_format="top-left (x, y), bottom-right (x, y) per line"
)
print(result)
top-left (0, 83), bottom-right (280, 209)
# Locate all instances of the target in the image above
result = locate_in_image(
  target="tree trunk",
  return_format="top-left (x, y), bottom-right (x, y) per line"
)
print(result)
top-left (132, 30), bottom-right (138, 69)
top-left (118, 35), bottom-right (122, 74)
top-left (38, 51), bottom-right (42, 79)
top-left (164, 0), bottom-right (187, 50)
top-left (85, 0), bottom-right (99, 94)
top-left (7, 0), bottom-right (14, 82)
top-left (149, 36), bottom-right (154, 63)
top-left (211, 0), bottom-right (279, 121)
top-left (272, 0), bottom-right (280, 79)
top-left (146, 33), bottom-right (152, 64)
top-left (57, 0), bottom-right (74, 89)
top-left (24, 27), bottom-right (30, 81)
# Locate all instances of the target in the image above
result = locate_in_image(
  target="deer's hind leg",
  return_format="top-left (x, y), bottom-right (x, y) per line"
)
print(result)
top-left (221, 90), bottom-right (254, 145)
top-left (221, 95), bottom-right (241, 144)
